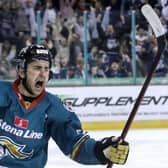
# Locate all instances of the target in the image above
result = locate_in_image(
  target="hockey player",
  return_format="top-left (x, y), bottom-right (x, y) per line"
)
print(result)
top-left (0, 44), bottom-right (129, 167)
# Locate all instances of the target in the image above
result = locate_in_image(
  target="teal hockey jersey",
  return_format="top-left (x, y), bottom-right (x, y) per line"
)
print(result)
top-left (0, 80), bottom-right (100, 168)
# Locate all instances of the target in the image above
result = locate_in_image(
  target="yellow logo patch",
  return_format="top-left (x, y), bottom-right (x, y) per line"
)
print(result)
top-left (0, 136), bottom-right (33, 159)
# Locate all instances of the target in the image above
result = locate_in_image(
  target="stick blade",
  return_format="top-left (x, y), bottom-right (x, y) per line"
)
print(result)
top-left (141, 4), bottom-right (165, 37)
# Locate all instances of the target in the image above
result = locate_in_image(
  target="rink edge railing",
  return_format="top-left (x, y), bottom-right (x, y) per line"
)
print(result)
top-left (46, 77), bottom-right (168, 87)
top-left (82, 120), bottom-right (168, 130)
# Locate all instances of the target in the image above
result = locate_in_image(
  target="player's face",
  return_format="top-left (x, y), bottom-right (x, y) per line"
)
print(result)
top-left (20, 60), bottom-right (50, 97)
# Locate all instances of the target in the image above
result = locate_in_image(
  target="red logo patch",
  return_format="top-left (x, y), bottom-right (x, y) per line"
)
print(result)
top-left (14, 117), bottom-right (29, 129)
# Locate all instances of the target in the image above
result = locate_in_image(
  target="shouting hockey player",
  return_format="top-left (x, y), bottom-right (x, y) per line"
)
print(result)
top-left (0, 44), bottom-right (129, 167)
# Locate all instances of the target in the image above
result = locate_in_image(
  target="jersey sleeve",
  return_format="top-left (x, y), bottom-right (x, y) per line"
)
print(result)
top-left (49, 96), bottom-right (101, 165)
top-left (0, 81), bottom-right (11, 107)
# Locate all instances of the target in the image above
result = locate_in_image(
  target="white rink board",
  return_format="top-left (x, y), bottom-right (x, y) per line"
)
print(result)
top-left (46, 129), bottom-right (168, 168)
top-left (46, 86), bottom-right (168, 121)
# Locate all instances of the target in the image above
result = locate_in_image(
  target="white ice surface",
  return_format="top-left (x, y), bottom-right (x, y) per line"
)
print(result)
top-left (46, 129), bottom-right (168, 168)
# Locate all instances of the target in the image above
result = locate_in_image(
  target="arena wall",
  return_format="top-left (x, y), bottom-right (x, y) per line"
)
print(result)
top-left (46, 85), bottom-right (168, 130)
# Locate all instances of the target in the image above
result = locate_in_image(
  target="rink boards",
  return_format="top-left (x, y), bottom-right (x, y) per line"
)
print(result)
top-left (46, 85), bottom-right (168, 130)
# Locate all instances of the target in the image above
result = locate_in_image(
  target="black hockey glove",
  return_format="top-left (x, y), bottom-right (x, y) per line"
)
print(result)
top-left (94, 136), bottom-right (129, 165)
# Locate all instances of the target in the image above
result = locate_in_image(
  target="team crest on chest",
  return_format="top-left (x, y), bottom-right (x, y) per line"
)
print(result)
top-left (0, 136), bottom-right (33, 160)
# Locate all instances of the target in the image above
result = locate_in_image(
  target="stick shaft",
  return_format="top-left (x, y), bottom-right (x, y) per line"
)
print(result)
top-left (107, 35), bottom-right (166, 168)
top-left (107, 4), bottom-right (166, 168)
top-left (121, 35), bottom-right (165, 140)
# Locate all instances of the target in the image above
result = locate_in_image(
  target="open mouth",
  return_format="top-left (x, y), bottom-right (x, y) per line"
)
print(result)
top-left (35, 81), bottom-right (44, 88)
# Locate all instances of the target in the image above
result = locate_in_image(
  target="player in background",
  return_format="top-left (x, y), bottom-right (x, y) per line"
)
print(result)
top-left (0, 44), bottom-right (129, 168)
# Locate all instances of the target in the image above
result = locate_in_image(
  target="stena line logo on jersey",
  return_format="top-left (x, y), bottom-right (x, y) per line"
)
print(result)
top-left (0, 119), bottom-right (43, 140)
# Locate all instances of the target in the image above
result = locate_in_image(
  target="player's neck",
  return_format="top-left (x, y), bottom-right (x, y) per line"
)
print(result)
top-left (18, 82), bottom-right (36, 98)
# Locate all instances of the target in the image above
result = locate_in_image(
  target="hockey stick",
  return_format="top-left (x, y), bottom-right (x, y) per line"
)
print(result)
top-left (107, 4), bottom-right (167, 168)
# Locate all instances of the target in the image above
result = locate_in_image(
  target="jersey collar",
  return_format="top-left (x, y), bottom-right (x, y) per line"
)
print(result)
top-left (13, 79), bottom-right (46, 110)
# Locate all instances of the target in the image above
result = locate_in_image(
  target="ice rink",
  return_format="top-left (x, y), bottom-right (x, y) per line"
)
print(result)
top-left (45, 128), bottom-right (168, 168)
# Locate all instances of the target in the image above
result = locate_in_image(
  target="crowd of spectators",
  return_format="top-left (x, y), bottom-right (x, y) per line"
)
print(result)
top-left (0, 0), bottom-right (168, 80)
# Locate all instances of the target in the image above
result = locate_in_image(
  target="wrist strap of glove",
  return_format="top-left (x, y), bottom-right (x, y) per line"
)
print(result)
top-left (94, 140), bottom-right (111, 164)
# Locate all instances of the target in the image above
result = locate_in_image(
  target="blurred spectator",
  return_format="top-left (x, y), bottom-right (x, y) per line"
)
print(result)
top-left (120, 53), bottom-right (132, 77)
top-left (6, 44), bottom-right (17, 66)
top-left (102, 24), bottom-right (121, 64)
top-left (0, 61), bottom-right (9, 79)
top-left (96, 52), bottom-right (108, 74)
top-left (76, 0), bottom-right (92, 11)
top-left (72, 14), bottom-right (90, 43)
top-left (89, 51), bottom-right (107, 78)
top-left (103, 0), bottom-right (122, 29)
top-left (0, 1), bottom-right (3, 41)
top-left (50, 58), bottom-right (60, 79)
top-left (94, 0), bottom-right (104, 13)
top-left (59, 0), bottom-right (76, 20)
top-left (89, 45), bottom-right (99, 66)
top-left (100, 6), bottom-right (121, 64)
top-left (134, 26), bottom-right (148, 76)
top-left (105, 61), bottom-right (127, 77)
top-left (0, 40), bottom-right (17, 68)
top-left (67, 66), bottom-right (76, 78)
top-left (120, 0), bottom-right (147, 33)
top-left (161, 0), bottom-right (168, 26)
top-left (89, 6), bottom-right (104, 47)
top-left (59, 18), bottom-right (70, 40)
top-left (15, 33), bottom-right (33, 55)
top-left (69, 28), bottom-right (83, 66)
top-left (90, 64), bottom-right (106, 78)
top-left (0, 0), bottom-right (167, 80)
top-left (41, 39), bottom-right (57, 59)
top-left (74, 53), bottom-right (85, 78)
top-left (15, 4), bottom-right (30, 35)
top-left (135, 26), bottom-right (158, 76)
top-left (41, 0), bottom-right (57, 39)
top-left (120, 39), bottom-right (132, 77)
top-left (0, 1), bottom-right (16, 42)
top-left (135, 26), bottom-right (148, 52)
top-left (0, 40), bottom-right (17, 79)
top-left (55, 36), bottom-right (69, 71)
top-left (154, 43), bottom-right (168, 77)
top-left (18, 0), bottom-right (37, 8)
top-left (24, 0), bottom-right (37, 38)
top-left (59, 57), bottom-right (69, 79)
top-left (155, 57), bottom-right (168, 77)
